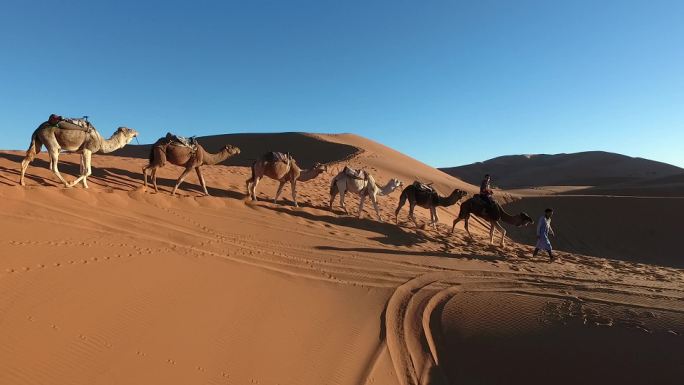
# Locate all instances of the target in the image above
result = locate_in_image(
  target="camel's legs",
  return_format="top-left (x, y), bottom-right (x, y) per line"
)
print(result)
top-left (82, 150), bottom-right (92, 188)
top-left (370, 194), bottom-right (382, 222)
top-left (274, 181), bottom-right (286, 204)
top-left (494, 221), bottom-right (507, 247)
top-left (489, 221), bottom-right (495, 244)
top-left (245, 178), bottom-right (253, 198)
top-left (20, 156), bottom-right (32, 186)
top-left (48, 149), bottom-right (69, 187)
top-left (142, 165), bottom-right (150, 191)
top-left (195, 167), bottom-right (209, 196)
top-left (358, 192), bottom-right (366, 218)
top-left (464, 218), bottom-right (473, 238)
top-left (290, 179), bottom-right (298, 207)
top-left (171, 167), bottom-right (193, 196)
top-left (395, 192), bottom-right (407, 224)
top-left (329, 183), bottom-right (338, 210)
top-left (79, 155), bottom-right (85, 182)
top-left (20, 133), bottom-right (43, 186)
top-left (70, 150), bottom-right (92, 188)
top-left (250, 177), bottom-right (261, 201)
top-left (408, 202), bottom-right (419, 228)
top-left (340, 189), bottom-right (349, 214)
top-left (430, 207), bottom-right (439, 229)
top-left (151, 169), bottom-right (160, 193)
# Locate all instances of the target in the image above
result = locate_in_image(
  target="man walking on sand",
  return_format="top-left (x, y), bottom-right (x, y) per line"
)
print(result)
top-left (533, 208), bottom-right (556, 261)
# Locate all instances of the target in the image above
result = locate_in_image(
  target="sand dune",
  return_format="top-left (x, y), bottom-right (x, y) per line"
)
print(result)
top-left (1, 133), bottom-right (682, 384)
top-left (112, 132), bottom-right (361, 169)
top-left (440, 151), bottom-right (683, 193)
top-left (503, 196), bottom-right (684, 268)
top-left (561, 172), bottom-right (684, 197)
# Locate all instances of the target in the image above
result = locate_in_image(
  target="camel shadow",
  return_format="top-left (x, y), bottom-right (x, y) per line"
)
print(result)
top-left (316, 244), bottom-right (507, 263)
top-left (0, 153), bottom-right (81, 187)
top-left (257, 203), bottom-right (437, 248)
top-left (0, 152), bottom-right (246, 199)
top-left (84, 166), bottom-right (246, 200)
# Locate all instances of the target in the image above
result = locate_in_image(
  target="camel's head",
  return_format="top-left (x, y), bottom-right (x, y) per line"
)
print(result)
top-left (451, 188), bottom-right (468, 200)
top-left (116, 127), bottom-right (139, 144)
top-left (518, 212), bottom-right (534, 227)
top-left (313, 162), bottom-right (328, 174)
top-left (390, 178), bottom-right (403, 190)
top-left (224, 144), bottom-right (241, 156)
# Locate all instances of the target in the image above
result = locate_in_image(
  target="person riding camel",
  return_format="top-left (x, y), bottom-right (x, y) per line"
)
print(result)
top-left (480, 174), bottom-right (495, 214)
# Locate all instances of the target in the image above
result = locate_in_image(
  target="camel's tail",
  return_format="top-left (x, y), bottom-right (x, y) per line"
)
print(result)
top-left (20, 129), bottom-right (43, 185)
top-left (249, 160), bottom-right (257, 182)
top-left (24, 130), bottom-right (42, 161)
top-left (329, 175), bottom-right (340, 196)
top-left (148, 145), bottom-right (155, 164)
top-left (395, 187), bottom-right (408, 216)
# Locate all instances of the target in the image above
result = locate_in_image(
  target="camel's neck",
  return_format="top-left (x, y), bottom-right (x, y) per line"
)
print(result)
top-left (378, 181), bottom-right (398, 196)
top-left (437, 191), bottom-right (461, 207)
top-left (98, 132), bottom-right (128, 153)
top-left (499, 207), bottom-right (522, 225)
top-left (298, 167), bottom-right (322, 182)
top-left (202, 148), bottom-right (234, 165)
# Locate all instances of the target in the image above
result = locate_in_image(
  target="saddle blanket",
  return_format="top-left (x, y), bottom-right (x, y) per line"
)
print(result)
top-left (265, 152), bottom-right (291, 163)
top-left (49, 114), bottom-right (95, 132)
top-left (343, 166), bottom-right (366, 180)
top-left (412, 181), bottom-right (435, 193)
top-left (165, 132), bottom-right (198, 149)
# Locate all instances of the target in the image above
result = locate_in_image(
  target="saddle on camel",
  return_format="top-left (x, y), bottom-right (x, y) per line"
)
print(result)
top-left (412, 180), bottom-right (435, 193)
top-left (264, 151), bottom-right (291, 164)
top-left (162, 132), bottom-right (198, 151)
top-left (342, 166), bottom-right (367, 180)
top-left (47, 114), bottom-right (96, 133)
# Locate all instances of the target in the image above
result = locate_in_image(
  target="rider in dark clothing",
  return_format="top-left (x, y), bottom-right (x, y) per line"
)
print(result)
top-left (480, 174), bottom-right (495, 213)
top-left (480, 174), bottom-right (493, 200)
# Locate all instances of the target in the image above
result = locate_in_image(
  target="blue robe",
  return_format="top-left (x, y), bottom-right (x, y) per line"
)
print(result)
top-left (535, 215), bottom-right (553, 251)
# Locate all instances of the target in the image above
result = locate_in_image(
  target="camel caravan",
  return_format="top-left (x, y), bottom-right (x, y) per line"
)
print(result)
top-left (17, 114), bottom-right (534, 248)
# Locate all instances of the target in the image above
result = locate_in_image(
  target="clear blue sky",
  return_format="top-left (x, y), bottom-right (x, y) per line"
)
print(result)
top-left (1, 0), bottom-right (683, 167)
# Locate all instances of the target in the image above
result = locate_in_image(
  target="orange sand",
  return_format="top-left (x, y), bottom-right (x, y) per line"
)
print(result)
top-left (0, 133), bottom-right (681, 384)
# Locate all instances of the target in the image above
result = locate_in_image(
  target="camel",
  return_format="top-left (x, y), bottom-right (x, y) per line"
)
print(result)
top-left (246, 152), bottom-right (328, 207)
top-left (451, 196), bottom-right (534, 247)
top-left (329, 167), bottom-right (403, 221)
top-left (19, 121), bottom-right (138, 188)
top-left (142, 137), bottom-right (240, 196)
top-left (395, 182), bottom-right (468, 229)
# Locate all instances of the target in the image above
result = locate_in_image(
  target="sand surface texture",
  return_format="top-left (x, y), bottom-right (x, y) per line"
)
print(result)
top-left (1, 133), bottom-right (682, 384)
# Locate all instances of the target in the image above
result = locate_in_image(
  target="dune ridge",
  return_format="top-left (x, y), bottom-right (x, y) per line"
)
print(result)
top-left (440, 151), bottom-right (684, 196)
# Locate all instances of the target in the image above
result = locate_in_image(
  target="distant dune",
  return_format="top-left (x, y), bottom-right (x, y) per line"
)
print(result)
top-left (503, 196), bottom-right (684, 268)
top-left (112, 132), bottom-right (475, 195)
top-left (440, 151), bottom-right (683, 194)
top-left (111, 132), bottom-right (361, 169)
top-left (561, 172), bottom-right (684, 197)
